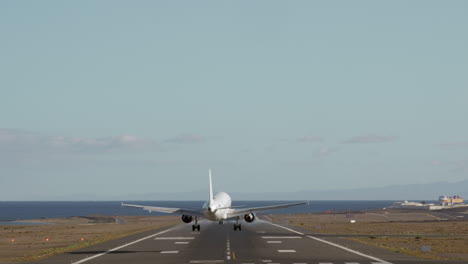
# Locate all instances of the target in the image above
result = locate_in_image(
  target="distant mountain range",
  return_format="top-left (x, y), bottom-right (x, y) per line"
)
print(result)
top-left (111, 179), bottom-right (468, 201)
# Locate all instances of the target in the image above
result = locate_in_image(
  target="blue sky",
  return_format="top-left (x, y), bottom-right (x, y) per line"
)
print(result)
top-left (1, 1), bottom-right (467, 200)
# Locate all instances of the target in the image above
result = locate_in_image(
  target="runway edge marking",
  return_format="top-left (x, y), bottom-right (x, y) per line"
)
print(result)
top-left (70, 226), bottom-right (178, 264)
top-left (263, 221), bottom-right (392, 264)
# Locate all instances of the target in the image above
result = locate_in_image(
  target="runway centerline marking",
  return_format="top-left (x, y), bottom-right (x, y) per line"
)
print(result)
top-left (262, 260), bottom-right (272, 262)
top-left (70, 226), bottom-right (177, 264)
top-left (155, 236), bottom-right (194, 240)
top-left (267, 241), bottom-right (282, 243)
top-left (264, 221), bottom-right (393, 264)
top-left (175, 241), bottom-right (189, 244)
top-left (161, 250), bottom-right (179, 254)
top-left (226, 237), bottom-right (231, 260)
top-left (278, 249), bottom-right (296, 253)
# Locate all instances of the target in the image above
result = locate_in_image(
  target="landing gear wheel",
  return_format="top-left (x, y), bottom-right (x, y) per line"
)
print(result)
top-left (234, 224), bottom-right (242, 231)
top-left (192, 224), bottom-right (200, 231)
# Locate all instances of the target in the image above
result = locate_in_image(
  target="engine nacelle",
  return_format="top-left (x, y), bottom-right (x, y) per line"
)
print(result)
top-left (244, 213), bottom-right (255, 223)
top-left (181, 215), bottom-right (193, 223)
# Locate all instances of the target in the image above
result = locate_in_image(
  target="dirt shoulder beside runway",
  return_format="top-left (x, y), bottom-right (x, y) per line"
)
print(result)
top-left (0, 215), bottom-right (178, 263)
top-left (268, 209), bottom-right (468, 261)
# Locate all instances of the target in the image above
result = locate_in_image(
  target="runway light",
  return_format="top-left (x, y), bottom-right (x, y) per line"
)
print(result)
top-left (45, 238), bottom-right (49, 242)
top-left (80, 238), bottom-right (84, 241)
top-left (11, 239), bottom-right (15, 243)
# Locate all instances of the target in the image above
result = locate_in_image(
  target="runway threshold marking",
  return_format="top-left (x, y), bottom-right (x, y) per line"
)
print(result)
top-left (264, 221), bottom-right (393, 264)
top-left (70, 226), bottom-right (177, 264)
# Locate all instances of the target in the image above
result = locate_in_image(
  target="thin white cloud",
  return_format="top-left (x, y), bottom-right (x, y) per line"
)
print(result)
top-left (164, 134), bottom-right (205, 144)
top-left (318, 147), bottom-right (339, 156)
top-left (430, 159), bottom-right (468, 173)
top-left (0, 128), bottom-right (156, 153)
top-left (297, 136), bottom-right (323, 143)
top-left (437, 141), bottom-right (468, 149)
top-left (342, 134), bottom-right (398, 144)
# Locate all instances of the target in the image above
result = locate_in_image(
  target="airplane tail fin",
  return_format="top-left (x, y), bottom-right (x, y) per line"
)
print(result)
top-left (209, 169), bottom-right (214, 204)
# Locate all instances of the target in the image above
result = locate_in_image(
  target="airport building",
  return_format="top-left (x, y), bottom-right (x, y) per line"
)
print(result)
top-left (391, 195), bottom-right (466, 210)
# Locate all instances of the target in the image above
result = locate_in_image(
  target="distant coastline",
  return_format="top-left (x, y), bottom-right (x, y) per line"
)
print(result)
top-left (0, 200), bottom-right (397, 221)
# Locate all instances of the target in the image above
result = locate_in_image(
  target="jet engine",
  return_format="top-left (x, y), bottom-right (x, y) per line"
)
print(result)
top-left (244, 213), bottom-right (255, 223)
top-left (181, 215), bottom-right (193, 223)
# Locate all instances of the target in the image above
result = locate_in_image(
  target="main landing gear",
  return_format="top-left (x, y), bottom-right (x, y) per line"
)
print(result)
top-left (192, 217), bottom-right (200, 231)
top-left (233, 217), bottom-right (242, 231)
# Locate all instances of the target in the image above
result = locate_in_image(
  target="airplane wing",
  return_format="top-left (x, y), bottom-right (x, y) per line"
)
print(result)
top-left (122, 203), bottom-right (205, 217)
top-left (226, 201), bottom-right (307, 218)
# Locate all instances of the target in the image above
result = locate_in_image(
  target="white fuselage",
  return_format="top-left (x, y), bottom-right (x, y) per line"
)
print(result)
top-left (204, 192), bottom-right (232, 221)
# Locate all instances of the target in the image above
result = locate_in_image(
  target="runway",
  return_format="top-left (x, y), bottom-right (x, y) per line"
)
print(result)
top-left (33, 219), bottom-right (467, 264)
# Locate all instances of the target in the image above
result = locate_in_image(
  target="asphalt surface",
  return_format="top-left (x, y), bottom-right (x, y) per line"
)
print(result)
top-left (33, 219), bottom-right (468, 264)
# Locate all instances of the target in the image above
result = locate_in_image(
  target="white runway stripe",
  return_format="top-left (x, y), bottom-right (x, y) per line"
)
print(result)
top-left (70, 226), bottom-right (177, 264)
top-left (175, 241), bottom-right (189, 244)
top-left (261, 236), bottom-right (302, 239)
top-left (264, 221), bottom-right (392, 264)
top-left (267, 241), bottom-right (282, 243)
top-left (189, 261), bottom-right (224, 263)
top-left (160, 250), bottom-right (179, 254)
top-left (155, 237), bottom-right (194, 240)
top-left (278, 249), bottom-right (296, 253)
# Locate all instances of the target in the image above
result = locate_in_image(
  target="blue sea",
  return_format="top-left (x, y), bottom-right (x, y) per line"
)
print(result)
top-left (0, 200), bottom-right (397, 222)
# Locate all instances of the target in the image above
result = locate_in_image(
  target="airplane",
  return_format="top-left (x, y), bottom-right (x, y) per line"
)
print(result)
top-left (122, 169), bottom-right (306, 231)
